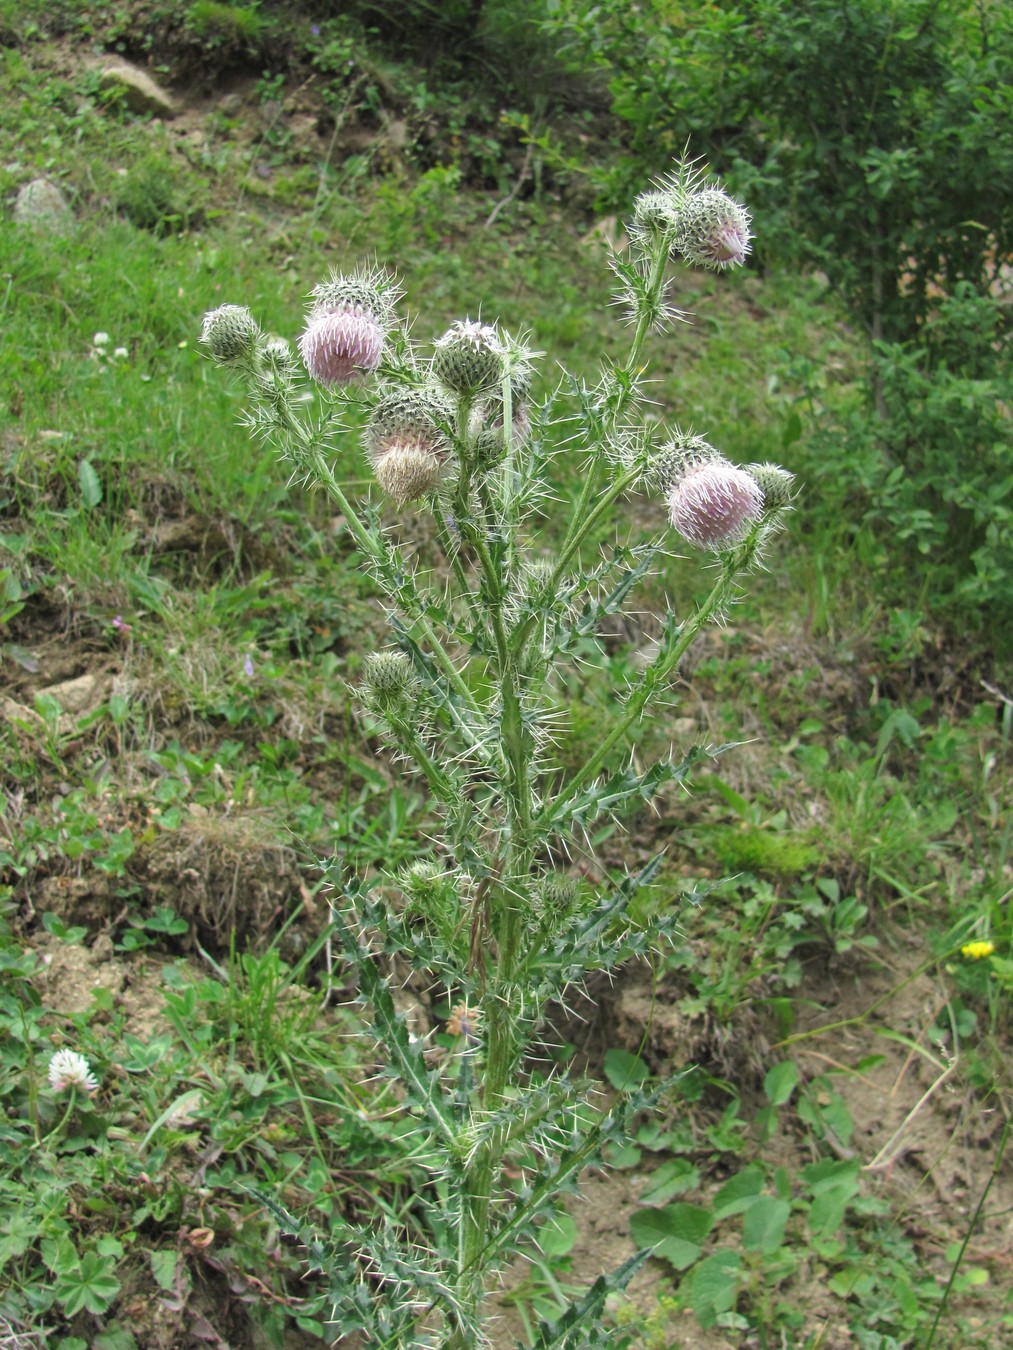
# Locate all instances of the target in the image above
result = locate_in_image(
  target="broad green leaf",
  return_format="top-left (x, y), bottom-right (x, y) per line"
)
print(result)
top-left (683, 1250), bottom-right (742, 1328)
top-left (800, 1158), bottom-right (861, 1195)
top-left (78, 459), bottom-right (102, 508)
top-left (763, 1059), bottom-right (800, 1106)
top-left (0, 1212), bottom-right (38, 1265)
top-left (540, 1212), bottom-right (577, 1258)
top-left (712, 1166), bottom-right (764, 1218)
top-left (150, 1249), bottom-right (178, 1291)
top-left (603, 1048), bottom-right (649, 1090)
top-left (638, 1158), bottom-right (699, 1205)
top-left (54, 1251), bottom-right (120, 1316)
top-left (630, 1203), bottom-right (713, 1271)
top-left (742, 1196), bottom-right (790, 1254)
top-left (605, 1141), bottom-right (641, 1169)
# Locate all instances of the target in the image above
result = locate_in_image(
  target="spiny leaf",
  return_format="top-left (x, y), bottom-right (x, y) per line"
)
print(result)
top-left (521, 1248), bottom-right (650, 1349)
top-left (327, 883), bottom-right (458, 1148)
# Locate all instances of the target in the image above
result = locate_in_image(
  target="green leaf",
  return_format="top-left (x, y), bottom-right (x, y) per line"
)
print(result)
top-left (799, 1158), bottom-right (861, 1195)
top-left (742, 1196), bottom-right (790, 1254)
top-left (0, 1212), bottom-right (39, 1265)
top-left (603, 1048), bottom-right (649, 1091)
top-left (763, 1059), bottom-right (800, 1106)
top-left (683, 1250), bottom-right (742, 1329)
top-left (54, 1251), bottom-right (121, 1316)
top-left (604, 1141), bottom-right (641, 1169)
top-left (540, 1212), bottom-right (577, 1258)
top-left (78, 459), bottom-right (102, 508)
top-left (629, 1203), bottom-right (713, 1271)
top-left (41, 1234), bottom-right (79, 1276)
top-left (712, 1166), bottom-right (764, 1219)
top-left (638, 1158), bottom-right (699, 1205)
top-left (150, 1249), bottom-right (178, 1291)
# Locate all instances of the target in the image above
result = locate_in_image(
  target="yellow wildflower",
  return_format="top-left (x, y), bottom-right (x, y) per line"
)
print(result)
top-left (961, 940), bottom-right (995, 960)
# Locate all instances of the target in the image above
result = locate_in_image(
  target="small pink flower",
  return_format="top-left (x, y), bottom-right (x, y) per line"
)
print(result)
top-left (298, 307), bottom-right (384, 386)
top-left (667, 462), bottom-right (764, 549)
top-left (48, 1049), bottom-right (99, 1095)
top-left (112, 615), bottom-right (131, 636)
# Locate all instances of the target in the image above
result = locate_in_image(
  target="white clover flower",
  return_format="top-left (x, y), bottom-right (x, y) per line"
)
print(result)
top-left (48, 1048), bottom-right (99, 1095)
top-left (92, 332), bottom-right (110, 347)
top-left (113, 346), bottom-right (129, 360)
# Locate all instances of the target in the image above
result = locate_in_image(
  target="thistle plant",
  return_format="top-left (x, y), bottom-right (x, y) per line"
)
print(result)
top-left (202, 157), bottom-right (795, 1349)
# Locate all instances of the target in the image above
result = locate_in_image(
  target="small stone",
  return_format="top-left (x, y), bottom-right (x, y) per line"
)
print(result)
top-left (13, 178), bottom-right (72, 234)
top-left (98, 63), bottom-right (176, 118)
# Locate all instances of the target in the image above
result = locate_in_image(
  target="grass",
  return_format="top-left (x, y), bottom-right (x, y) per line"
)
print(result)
top-left (1, 14), bottom-right (1011, 1349)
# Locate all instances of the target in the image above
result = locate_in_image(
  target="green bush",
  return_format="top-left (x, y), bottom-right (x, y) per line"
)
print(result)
top-left (804, 286), bottom-right (1012, 643)
top-left (545, 0), bottom-right (1013, 345)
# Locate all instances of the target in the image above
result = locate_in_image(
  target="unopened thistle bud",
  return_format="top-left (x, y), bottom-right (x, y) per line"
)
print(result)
top-left (667, 461), bottom-right (764, 550)
top-left (519, 558), bottom-right (556, 603)
top-left (432, 320), bottom-right (506, 396)
top-left (361, 650), bottom-right (417, 722)
top-left (745, 462), bottom-right (796, 510)
top-left (365, 385), bottom-right (455, 504)
top-left (254, 337), bottom-right (300, 395)
top-left (400, 861), bottom-right (462, 940)
top-left (200, 304), bottom-right (262, 365)
top-left (541, 873), bottom-right (580, 916)
top-left (298, 268), bottom-right (400, 387)
top-left (672, 189), bottom-right (751, 271)
top-left (631, 189), bottom-right (680, 239)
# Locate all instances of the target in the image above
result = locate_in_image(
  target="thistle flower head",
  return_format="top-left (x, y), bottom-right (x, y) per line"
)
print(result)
top-left (519, 558), bottom-right (557, 603)
top-left (361, 649), bottom-right (419, 727)
top-left (298, 267), bottom-right (400, 387)
top-left (365, 384), bottom-right (455, 502)
top-left (541, 873), bottom-right (580, 917)
top-left (307, 267), bottom-right (401, 325)
top-left (745, 462), bottom-right (797, 510)
top-left (667, 461), bottom-right (764, 550)
top-left (373, 442), bottom-right (445, 504)
top-left (48, 1048), bottom-right (99, 1095)
top-left (299, 308), bottom-right (385, 386)
top-left (432, 319), bottom-right (506, 395)
top-left (200, 304), bottom-right (262, 365)
top-left (446, 1001), bottom-right (481, 1043)
top-left (672, 188), bottom-right (752, 271)
top-left (400, 860), bottom-right (462, 938)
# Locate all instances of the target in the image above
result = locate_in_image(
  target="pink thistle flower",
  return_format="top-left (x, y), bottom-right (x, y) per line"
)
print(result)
top-left (298, 307), bottom-right (384, 386)
top-left (48, 1048), bottom-right (99, 1095)
top-left (667, 462), bottom-right (764, 550)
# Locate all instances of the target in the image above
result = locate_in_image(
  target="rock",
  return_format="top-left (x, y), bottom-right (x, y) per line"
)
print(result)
top-left (42, 672), bottom-right (108, 717)
top-left (13, 178), bottom-right (72, 233)
top-left (98, 62), bottom-right (176, 118)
